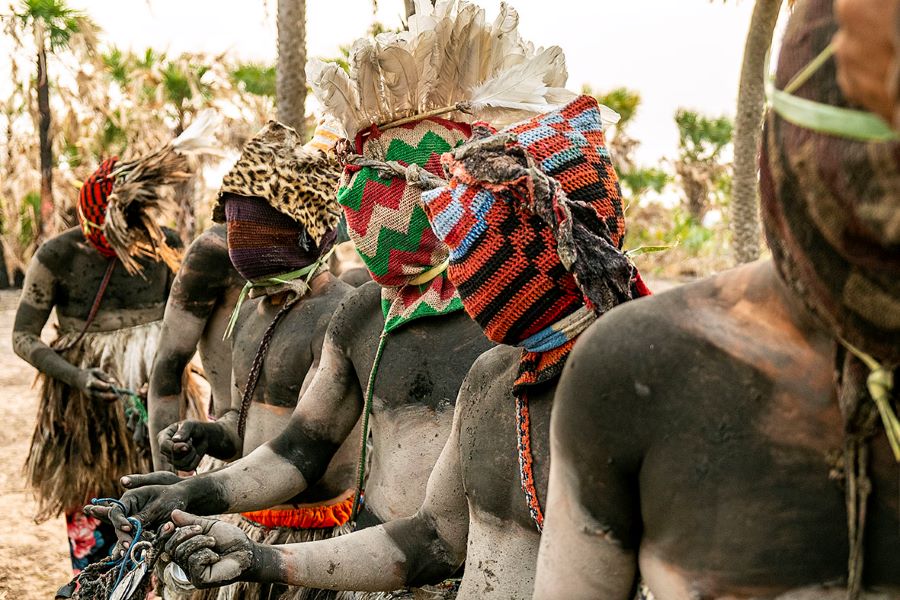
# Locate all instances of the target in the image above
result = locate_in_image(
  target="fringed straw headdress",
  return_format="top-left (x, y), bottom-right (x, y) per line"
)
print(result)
top-left (78, 110), bottom-right (222, 274)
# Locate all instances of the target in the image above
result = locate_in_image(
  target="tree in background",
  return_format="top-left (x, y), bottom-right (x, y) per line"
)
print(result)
top-left (673, 109), bottom-right (733, 221)
top-left (276, 0), bottom-right (306, 133)
top-left (730, 0), bottom-right (786, 263)
top-left (10, 0), bottom-right (96, 241)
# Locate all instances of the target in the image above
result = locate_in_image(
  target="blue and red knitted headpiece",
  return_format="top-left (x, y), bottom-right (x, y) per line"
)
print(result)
top-left (421, 96), bottom-right (650, 532)
top-left (422, 95), bottom-right (650, 389)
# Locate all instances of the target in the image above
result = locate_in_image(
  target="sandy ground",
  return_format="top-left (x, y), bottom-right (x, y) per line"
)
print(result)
top-left (0, 290), bottom-right (72, 599)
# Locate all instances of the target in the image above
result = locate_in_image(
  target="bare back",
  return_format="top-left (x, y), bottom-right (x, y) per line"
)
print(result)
top-left (536, 261), bottom-right (900, 599)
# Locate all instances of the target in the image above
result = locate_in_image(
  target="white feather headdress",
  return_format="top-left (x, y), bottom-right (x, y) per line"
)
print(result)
top-left (308, 1), bottom-right (593, 140)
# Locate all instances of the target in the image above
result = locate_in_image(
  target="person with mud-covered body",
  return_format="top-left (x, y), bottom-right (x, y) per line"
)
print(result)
top-left (159, 97), bottom-right (649, 599)
top-left (148, 122), bottom-right (363, 600)
top-left (91, 115), bottom-right (494, 588)
top-left (533, 2), bottom-right (900, 598)
top-left (14, 156), bottom-right (184, 573)
top-left (148, 223), bottom-right (244, 471)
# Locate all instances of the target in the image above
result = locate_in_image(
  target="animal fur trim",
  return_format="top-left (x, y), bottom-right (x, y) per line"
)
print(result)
top-left (214, 121), bottom-right (343, 247)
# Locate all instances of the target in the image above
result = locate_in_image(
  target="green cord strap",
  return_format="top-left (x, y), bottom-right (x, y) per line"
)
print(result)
top-left (768, 42), bottom-right (900, 143)
top-left (351, 330), bottom-right (389, 520)
top-left (223, 247), bottom-right (336, 340)
top-left (839, 338), bottom-right (900, 462)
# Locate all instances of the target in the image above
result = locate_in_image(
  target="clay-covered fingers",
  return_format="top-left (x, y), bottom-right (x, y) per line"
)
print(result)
top-left (84, 503), bottom-right (133, 536)
top-left (83, 368), bottom-right (120, 402)
top-left (159, 421), bottom-right (205, 471)
top-left (121, 471), bottom-right (183, 489)
top-left (167, 509), bottom-right (256, 587)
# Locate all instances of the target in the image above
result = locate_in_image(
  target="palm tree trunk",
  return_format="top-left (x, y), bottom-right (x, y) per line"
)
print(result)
top-left (36, 33), bottom-right (54, 241)
top-left (276, 0), bottom-right (307, 134)
top-left (404, 0), bottom-right (415, 18)
top-left (731, 0), bottom-right (782, 264)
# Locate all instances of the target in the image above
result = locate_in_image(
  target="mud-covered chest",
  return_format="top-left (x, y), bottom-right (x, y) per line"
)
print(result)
top-left (231, 303), bottom-right (319, 407)
top-left (459, 379), bottom-right (554, 528)
top-left (359, 318), bottom-right (493, 413)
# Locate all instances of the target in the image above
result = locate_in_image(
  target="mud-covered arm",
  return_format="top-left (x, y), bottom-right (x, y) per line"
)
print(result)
top-left (533, 318), bottom-right (643, 600)
top-left (12, 246), bottom-right (80, 387)
top-left (110, 290), bottom-right (366, 527)
top-left (168, 371), bottom-right (470, 591)
top-left (271, 380), bottom-right (470, 591)
top-left (149, 229), bottom-right (234, 470)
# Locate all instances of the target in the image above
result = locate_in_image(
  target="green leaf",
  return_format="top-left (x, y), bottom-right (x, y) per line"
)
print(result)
top-left (769, 87), bottom-right (899, 143)
top-left (626, 245), bottom-right (673, 257)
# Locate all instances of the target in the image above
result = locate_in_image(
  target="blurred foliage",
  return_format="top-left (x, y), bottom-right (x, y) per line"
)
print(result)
top-left (673, 108), bottom-right (734, 221)
top-left (231, 63), bottom-right (277, 97)
top-left (1, 24), bottom-right (275, 277)
top-left (15, 0), bottom-right (87, 50)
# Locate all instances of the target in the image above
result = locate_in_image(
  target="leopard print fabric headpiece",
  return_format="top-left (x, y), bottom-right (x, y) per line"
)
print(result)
top-left (214, 120), bottom-right (343, 246)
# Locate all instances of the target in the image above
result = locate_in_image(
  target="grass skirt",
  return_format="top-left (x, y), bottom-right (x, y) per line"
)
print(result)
top-left (25, 321), bottom-right (161, 521)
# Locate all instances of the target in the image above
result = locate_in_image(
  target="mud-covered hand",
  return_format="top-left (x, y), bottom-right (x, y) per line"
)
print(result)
top-left (164, 510), bottom-right (276, 588)
top-left (83, 471), bottom-right (191, 549)
top-left (159, 420), bottom-right (237, 471)
top-left (77, 368), bottom-right (120, 402)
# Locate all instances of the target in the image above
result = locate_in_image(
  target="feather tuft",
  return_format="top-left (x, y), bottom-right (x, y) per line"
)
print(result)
top-left (309, 0), bottom-right (578, 140)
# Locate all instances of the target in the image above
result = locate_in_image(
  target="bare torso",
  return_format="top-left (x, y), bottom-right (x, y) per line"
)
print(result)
top-left (230, 275), bottom-right (358, 504)
top-left (454, 345), bottom-right (551, 599)
top-left (535, 262), bottom-right (900, 599)
top-left (148, 225), bottom-right (243, 469)
top-left (340, 282), bottom-right (496, 522)
top-left (14, 227), bottom-right (176, 385)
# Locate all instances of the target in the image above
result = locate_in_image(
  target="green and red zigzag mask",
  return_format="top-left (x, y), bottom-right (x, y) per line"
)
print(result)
top-left (337, 118), bottom-right (471, 333)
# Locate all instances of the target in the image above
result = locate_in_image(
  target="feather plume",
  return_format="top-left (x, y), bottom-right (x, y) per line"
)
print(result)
top-left (171, 109), bottom-right (224, 157)
top-left (377, 44), bottom-right (419, 119)
top-left (309, 0), bottom-right (580, 140)
top-left (307, 60), bottom-right (365, 135)
top-left (102, 111), bottom-right (223, 274)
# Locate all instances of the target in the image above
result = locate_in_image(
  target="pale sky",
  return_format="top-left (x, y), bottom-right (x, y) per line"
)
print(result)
top-left (10, 0), bottom-right (789, 166)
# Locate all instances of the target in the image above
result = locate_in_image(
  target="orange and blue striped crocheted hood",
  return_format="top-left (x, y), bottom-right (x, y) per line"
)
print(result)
top-left (337, 118), bottom-right (471, 333)
top-left (421, 96), bottom-right (651, 532)
top-left (422, 95), bottom-right (650, 391)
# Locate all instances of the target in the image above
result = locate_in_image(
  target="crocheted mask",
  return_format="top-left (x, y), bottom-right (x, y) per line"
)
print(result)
top-left (215, 121), bottom-right (343, 247)
top-left (761, 0), bottom-right (900, 365)
top-left (337, 117), bottom-right (471, 332)
top-left (421, 96), bottom-right (650, 532)
top-left (224, 194), bottom-right (336, 282)
top-left (78, 157), bottom-right (119, 258)
top-left (423, 95), bottom-right (649, 386)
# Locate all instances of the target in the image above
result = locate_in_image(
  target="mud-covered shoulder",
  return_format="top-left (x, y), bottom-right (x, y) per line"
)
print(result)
top-left (323, 279), bottom-right (381, 348)
top-left (169, 225), bottom-right (237, 317)
top-left (33, 227), bottom-right (82, 273)
top-left (454, 344), bottom-right (519, 414)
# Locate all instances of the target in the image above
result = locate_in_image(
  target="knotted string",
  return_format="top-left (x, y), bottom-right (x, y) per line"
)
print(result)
top-left (223, 247), bottom-right (335, 340)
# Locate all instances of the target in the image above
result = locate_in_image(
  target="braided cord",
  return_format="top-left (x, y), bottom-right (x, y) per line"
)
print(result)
top-left (351, 331), bottom-right (389, 520)
top-left (515, 391), bottom-right (544, 532)
top-left (236, 293), bottom-right (302, 440)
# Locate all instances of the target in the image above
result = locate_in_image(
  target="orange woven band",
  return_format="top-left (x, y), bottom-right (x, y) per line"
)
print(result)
top-left (241, 496), bottom-right (353, 530)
